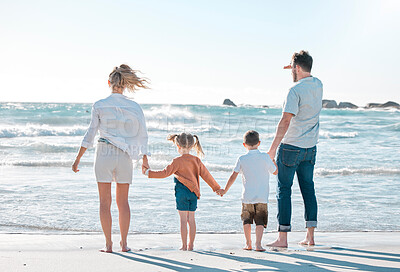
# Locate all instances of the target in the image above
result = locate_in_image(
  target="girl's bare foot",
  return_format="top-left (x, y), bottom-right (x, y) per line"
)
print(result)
top-left (99, 243), bottom-right (113, 253)
top-left (188, 244), bottom-right (194, 251)
top-left (180, 245), bottom-right (187, 251)
top-left (120, 241), bottom-right (131, 252)
top-left (255, 245), bottom-right (265, 252)
top-left (243, 244), bottom-right (252, 250)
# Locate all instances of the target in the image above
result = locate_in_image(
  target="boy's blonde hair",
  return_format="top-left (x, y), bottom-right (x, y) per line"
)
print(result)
top-left (109, 64), bottom-right (149, 92)
top-left (167, 133), bottom-right (205, 158)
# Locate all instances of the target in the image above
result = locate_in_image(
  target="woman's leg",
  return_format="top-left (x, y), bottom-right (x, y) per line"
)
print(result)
top-left (97, 182), bottom-right (112, 252)
top-left (116, 183), bottom-right (131, 252)
top-left (178, 211), bottom-right (189, 250)
top-left (187, 211), bottom-right (196, 251)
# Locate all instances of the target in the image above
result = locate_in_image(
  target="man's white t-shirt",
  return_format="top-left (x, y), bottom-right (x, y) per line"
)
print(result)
top-left (234, 149), bottom-right (276, 204)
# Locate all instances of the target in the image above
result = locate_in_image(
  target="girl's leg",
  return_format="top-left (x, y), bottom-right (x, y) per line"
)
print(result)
top-left (178, 211), bottom-right (189, 250)
top-left (187, 212), bottom-right (196, 251)
top-left (116, 183), bottom-right (131, 252)
top-left (243, 224), bottom-right (252, 250)
top-left (97, 182), bottom-right (113, 252)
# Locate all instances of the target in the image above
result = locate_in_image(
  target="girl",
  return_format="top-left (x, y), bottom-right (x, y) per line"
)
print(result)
top-left (72, 64), bottom-right (150, 253)
top-left (142, 133), bottom-right (222, 251)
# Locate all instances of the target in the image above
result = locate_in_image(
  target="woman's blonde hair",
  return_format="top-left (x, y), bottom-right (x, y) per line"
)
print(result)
top-left (167, 133), bottom-right (205, 158)
top-left (109, 64), bottom-right (149, 92)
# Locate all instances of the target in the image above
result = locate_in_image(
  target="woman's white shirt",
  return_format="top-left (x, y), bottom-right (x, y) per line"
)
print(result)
top-left (81, 93), bottom-right (150, 160)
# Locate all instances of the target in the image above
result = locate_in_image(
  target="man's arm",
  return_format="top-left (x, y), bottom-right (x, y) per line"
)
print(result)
top-left (267, 112), bottom-right (294, 160)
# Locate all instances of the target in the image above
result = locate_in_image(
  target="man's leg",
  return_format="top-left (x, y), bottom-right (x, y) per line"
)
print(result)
top-left (297, 147), bottom-right (318, 245)
top-left (267, 145), bottom-right (298, 247)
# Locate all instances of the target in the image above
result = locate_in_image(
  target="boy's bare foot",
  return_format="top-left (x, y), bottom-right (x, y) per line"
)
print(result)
top-left (120, 241), bottom-right (131, 252)
top-left (243, 244), bottom-right (252, 250)
top-left (266, 239), bottom-right (288, 248)
top-left (298, 239), bottom-right (315, 246)
top-left (255, 245), bottom-right (266, 252)
top-left (180, 245), bottom-right (187, 251)
top-left (99, 243), bottom-right (113, 253)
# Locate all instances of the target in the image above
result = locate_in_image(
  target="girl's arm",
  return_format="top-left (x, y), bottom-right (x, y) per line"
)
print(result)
top-left (72, 146), bottom-right (87, 173)
top-left (222, 171), bottom-right (239, 195)
top-left (147, 160), bottom-right (179, 179)
top-left (199, 162), bottom-right (221, 192)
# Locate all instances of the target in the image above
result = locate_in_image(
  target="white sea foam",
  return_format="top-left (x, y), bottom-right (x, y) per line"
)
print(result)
top-left (144, 105), bottom-right (196, 121)
top-left (315, 167), bottom-right (400, 176)
top-left (319, 131), bottom-right (358, 139)
top-left (0, 124), bottom-right (87, 138)
top-left (0, 160), bottom-right (92, 167)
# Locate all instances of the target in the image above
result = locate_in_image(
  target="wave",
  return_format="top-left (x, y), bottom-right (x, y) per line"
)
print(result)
top-left (315, 167), bottom-right (400, 176)
top-left (0, 223), bottom-right (98, 233)
top-left (144, 105), bottom-right (197, 122)
top-left (319, 131), bottom-right (358, 139)
top-left (0, 160), bottom-right (92, 167)
top-left (0, 124), bottom-right (87, 138)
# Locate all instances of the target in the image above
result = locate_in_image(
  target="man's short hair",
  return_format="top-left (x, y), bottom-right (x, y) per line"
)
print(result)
top-left (244, 130), bottom-right (259, 146)
top-left (292, 50), bottom-right (313, 72)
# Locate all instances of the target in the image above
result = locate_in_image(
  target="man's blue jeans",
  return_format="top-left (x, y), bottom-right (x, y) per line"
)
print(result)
top-left (276, 143), bottom-right (318, 232)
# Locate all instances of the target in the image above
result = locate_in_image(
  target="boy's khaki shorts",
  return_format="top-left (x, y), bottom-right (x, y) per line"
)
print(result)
top-left (241, 203), bottom-right (268, 227)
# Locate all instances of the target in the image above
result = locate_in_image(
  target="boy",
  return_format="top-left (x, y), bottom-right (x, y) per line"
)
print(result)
top-left (221, 130), bottom-right (278, 251)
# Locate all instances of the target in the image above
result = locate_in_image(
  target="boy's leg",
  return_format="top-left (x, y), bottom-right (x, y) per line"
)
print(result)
top-left (243, 224), bottom-right (252, 250)
top-left (97, 182), bottom-right (113, 252)
top-left (178, 211), bottom-right (189, 250)
top-left (255, 225), bottom-right (265, 251)
top-left (116, 183), bottom-right (131, 252)
top-left (187, 211), bottom-right (196, 251)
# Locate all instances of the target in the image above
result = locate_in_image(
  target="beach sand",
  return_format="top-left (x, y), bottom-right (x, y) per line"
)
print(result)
top-left (0, 232), bottom-right (399, 271)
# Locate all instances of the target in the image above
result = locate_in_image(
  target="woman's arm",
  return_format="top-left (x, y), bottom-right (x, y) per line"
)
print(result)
top-left (72, 146), bottom-right (87, 173)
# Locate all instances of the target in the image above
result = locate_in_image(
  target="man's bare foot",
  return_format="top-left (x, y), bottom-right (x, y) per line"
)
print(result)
top-left (99, 243), bottom-right (113, 253)
top-left (180, 245), bottom-right (187, 251)
top-left (188, 244), bottom-right (194, 251)
top-left (266, 239), bottom-right (288, 248)
top-left (243, 244), bottom-right (252, 250)
top-left (298, 239), bottom-right (315, 246)
top-left (120, 241), bottom-right (131, 252)
top-left (255, 245), bottom-right (266, 252)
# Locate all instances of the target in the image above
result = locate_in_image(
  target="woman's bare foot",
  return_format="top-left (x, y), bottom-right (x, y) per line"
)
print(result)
top-left (266, 239), bottom-right (288, 248)
top-left (298, 239), bottom-right (315, 246)
top-left (120, 241), bottom-right (131, 252)
top-left (255, 246), bottom-right (266, 252)
top-left (99, 243), bottom-right (113, 253)
top-left (243, 244), bottom-right (252, 250)
top-left (180, 245), bottom-right (187, 251)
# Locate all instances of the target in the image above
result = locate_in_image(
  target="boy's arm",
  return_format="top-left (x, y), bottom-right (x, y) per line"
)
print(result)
top-left (272, 159), bottom-right (278, 175)
top-left (222, 171), bottom-right (239, 195)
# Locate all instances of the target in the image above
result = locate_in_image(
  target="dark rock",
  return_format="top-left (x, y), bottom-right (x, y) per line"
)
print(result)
top-left (366, 101), bottom-right (400, 109)
top-left (322, 99), bottom-right (338, 108)
top-left (223, 99), bottom-right (237, 107)
top-left (338, 102), bottom-right (358, 109)
top-left (262, 105), bottom-right (269, 108)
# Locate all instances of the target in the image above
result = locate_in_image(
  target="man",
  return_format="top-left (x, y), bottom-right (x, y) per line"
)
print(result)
top-left (267, 50), bottom-right (323, 247)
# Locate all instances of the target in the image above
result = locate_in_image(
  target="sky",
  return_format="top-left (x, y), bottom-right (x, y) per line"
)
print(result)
top-left (0, 0), bottom-right (399, 106)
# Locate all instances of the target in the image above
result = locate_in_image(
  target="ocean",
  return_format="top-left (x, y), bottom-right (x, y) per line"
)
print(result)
top-left (0, 102), bottom-right (399, 234)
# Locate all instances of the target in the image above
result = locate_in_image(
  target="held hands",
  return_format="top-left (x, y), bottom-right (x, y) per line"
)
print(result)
top-left (142, 155), bottom-right (150, 175)
top-left (216, 188), bottom-right (226, 197)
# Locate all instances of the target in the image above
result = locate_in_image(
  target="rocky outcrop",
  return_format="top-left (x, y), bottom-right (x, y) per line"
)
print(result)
top-left (338, 102), bottom-right (358, 109)
top-left (322, 100), bottom-right (338, 108)
top-left (223, 99), bottom-right (237, 107)
top-left (366, 101), bottom-right (400, 109)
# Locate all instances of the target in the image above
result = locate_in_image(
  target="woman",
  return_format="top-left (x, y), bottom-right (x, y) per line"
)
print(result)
top-left (72, 64), bottom-right (150, 253)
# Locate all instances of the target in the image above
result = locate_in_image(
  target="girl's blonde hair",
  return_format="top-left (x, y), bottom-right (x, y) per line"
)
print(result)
top-left (167, 133), bottom-right (205, 158)
top-left (109, 64), bottom-right (149, 92)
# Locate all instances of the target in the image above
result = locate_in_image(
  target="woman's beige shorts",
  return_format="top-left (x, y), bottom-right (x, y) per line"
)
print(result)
top-left (94, 142), bottom-right (133, 184)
